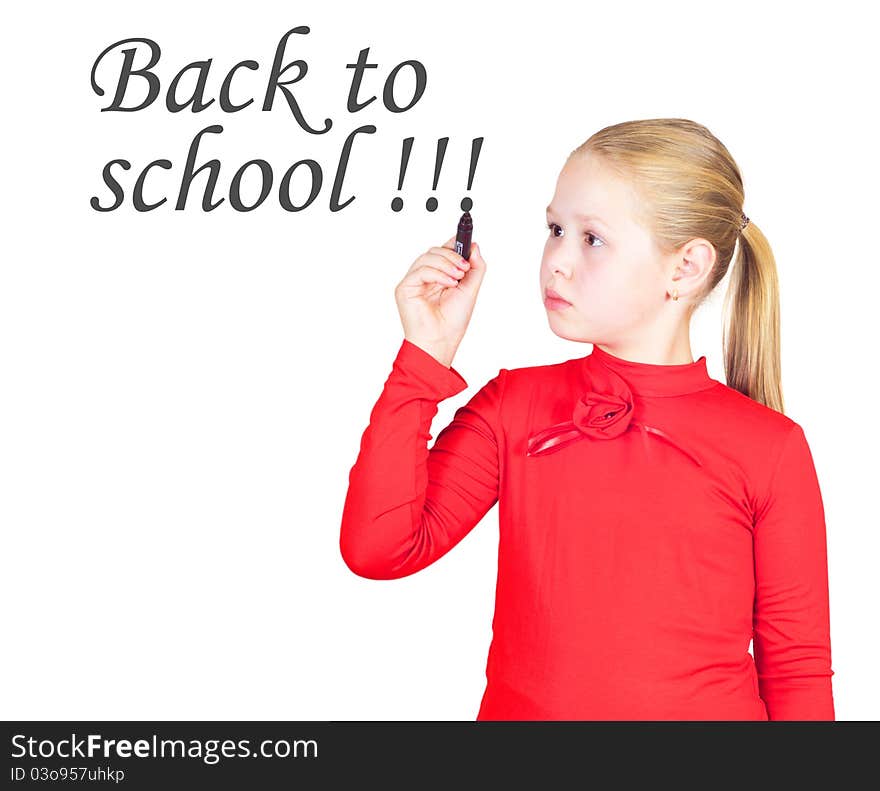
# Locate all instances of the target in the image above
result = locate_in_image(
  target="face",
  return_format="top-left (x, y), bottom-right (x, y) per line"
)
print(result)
top-left (541, 152), bottom-right (669, 345)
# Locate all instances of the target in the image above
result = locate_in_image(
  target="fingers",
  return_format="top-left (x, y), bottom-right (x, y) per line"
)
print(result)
top-left (413, 265), bottom-right (460, 288)
top-left (401, 238), bottom-right (483, 286)
top-left (407, 247), bottom-right (468, 282)
top-left (428, 245), bottom-right (470, 272)
top-left (398, 262), bottom-right (461, 290)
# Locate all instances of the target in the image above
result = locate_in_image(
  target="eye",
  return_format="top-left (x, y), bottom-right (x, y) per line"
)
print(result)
top-left (546, 222), bottom-right (604, 248)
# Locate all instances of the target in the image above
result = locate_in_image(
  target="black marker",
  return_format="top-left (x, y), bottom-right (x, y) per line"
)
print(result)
top-left (454, 211), bottom-right (473, 261)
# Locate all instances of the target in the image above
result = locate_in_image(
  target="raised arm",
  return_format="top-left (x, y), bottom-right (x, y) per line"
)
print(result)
top-left (752, 422), bottom-right (836, 720)
top-left (340, 338), bottom-right (506, 580)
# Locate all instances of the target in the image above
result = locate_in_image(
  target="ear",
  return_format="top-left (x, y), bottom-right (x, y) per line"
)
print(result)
top-left (669, 237), bottom-right (716, 296)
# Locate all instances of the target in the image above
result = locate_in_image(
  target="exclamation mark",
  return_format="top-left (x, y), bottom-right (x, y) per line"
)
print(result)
top-left (461, 137), bottom-right (483, 212)
top-left (391, 137), bottom-right (414, 212)
top-left (425, 137), bottom-right (449, 212)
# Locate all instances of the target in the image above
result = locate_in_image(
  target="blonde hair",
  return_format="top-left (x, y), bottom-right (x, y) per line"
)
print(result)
top-left (573, 118), bottom-right (784, 413)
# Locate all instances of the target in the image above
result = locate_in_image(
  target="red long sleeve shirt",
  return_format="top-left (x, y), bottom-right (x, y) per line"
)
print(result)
top-left (340, 338), bottom-right (836, 721)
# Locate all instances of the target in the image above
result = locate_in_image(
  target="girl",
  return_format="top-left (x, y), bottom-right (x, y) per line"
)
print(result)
top-left (339, 118), bottom-right (835, 721)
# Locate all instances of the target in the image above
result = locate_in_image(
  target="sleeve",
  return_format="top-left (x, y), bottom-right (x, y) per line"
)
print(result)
top-left (752, 422), bottom-right (836, 720)
top-left (339, 337), bottom-right (507, 580)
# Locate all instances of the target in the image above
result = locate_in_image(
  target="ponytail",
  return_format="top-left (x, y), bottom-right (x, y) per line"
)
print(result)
top-left (721, 220), bottom-right (785, 413)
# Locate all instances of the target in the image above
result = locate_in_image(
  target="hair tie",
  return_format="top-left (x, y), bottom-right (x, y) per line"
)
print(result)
top-left (739, 211), bottom-right (750, 232)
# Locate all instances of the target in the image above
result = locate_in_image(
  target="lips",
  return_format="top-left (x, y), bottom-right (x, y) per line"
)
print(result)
top-left (545, 287), bottom-right (571, 305)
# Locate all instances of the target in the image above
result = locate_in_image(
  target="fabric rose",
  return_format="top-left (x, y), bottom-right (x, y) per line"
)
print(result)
top-left (526, 378), bottom-right (702, 466)
top-left (572, 391), bottom-right (634, 439)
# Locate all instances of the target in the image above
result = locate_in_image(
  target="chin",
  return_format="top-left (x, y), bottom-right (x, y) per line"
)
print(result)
top-left (547, 325), bottom-right (585, 343)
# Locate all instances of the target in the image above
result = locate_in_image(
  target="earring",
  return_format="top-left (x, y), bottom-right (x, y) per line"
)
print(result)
top-left (672, 288), bottom-right (679, 301)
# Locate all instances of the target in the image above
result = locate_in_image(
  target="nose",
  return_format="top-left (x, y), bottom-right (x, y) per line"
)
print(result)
top-left (543, 247), bottom-right (573, 279)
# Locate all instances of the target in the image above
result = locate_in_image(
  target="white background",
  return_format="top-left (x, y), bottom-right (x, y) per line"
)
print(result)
top-left (1, 0), bottom-right (877, 720)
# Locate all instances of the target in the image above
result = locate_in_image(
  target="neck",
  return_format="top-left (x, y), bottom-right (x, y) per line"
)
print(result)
top-left (584, 342), bottom-right (716, 398)
top-left (591, 339), bottom-right (695, 367)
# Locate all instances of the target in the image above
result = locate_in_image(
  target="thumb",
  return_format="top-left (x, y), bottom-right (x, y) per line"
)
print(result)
top-left (468, 241), bottom-right (484, 266)
top-left (460, 240), bottom-right (485, 291)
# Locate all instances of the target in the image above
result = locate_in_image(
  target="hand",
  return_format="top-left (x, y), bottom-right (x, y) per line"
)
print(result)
top-left (394, 234), bottom-right (487, 366)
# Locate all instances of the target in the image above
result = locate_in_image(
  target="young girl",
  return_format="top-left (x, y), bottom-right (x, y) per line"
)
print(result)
top-left (339, 118), bottom-right (835, 721)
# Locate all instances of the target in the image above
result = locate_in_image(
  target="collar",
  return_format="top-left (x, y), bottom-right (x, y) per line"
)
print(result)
top-left (583, 343), bottom-right (717, 397)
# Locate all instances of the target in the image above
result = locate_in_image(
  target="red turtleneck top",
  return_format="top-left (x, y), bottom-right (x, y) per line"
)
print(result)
top-left (340, 339), bottom-right (835, 721)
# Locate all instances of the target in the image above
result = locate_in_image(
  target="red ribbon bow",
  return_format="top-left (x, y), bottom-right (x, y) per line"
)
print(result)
top-left (526, 379), bottom-right (703, 466)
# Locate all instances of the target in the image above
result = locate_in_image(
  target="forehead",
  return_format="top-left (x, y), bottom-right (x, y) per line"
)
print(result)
top-left (547, 153), bottom-right (640, 228)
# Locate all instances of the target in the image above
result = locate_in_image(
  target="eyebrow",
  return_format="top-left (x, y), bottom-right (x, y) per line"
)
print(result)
top-left (545, 205), bottom-right (612, 230)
